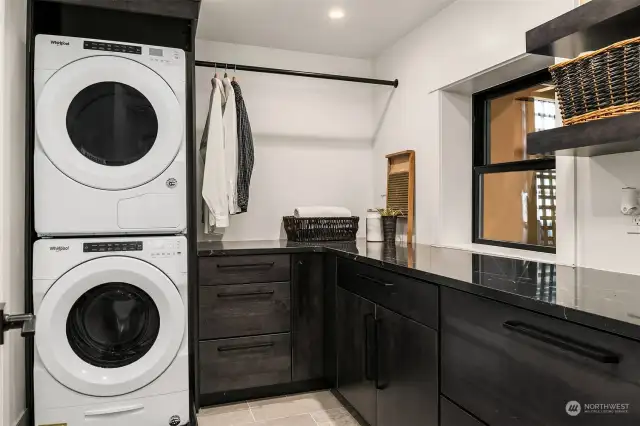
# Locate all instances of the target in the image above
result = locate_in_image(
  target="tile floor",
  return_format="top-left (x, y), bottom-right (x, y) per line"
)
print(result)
top-left (197, 391), bottom-right (364, 426)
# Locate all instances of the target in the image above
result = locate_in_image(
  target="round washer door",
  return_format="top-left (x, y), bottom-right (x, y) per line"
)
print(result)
top-left (36, 55), bottom-right (183, 190)
top-left (36, 256), bottom-right (185, 397)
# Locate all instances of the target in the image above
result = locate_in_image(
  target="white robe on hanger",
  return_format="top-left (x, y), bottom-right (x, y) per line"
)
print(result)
top-left (202, 77), bottom-right (229, 230)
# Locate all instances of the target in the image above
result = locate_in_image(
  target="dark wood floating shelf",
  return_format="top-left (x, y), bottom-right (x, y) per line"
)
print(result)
top-left (526, 0), bottom-right (640, 58)
top-left (37, 0), bottom-right (202, 20)
top-left (527, 113), bottom-right (640, 157)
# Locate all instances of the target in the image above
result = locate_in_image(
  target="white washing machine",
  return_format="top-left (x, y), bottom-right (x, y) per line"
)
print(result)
top-left (33, 236), bottom-right (189, 426)
top-left (34, 34), bottom-right (187, 236)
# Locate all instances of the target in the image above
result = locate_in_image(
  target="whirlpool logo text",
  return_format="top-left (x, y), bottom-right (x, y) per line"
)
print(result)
top-left (49, 246), bottom-right (69, 252)
top-left (50, 40), bottom-right (70, 46)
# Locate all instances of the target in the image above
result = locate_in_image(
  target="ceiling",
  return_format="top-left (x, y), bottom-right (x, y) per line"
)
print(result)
top-left (196, 0), bottom-right (457, 59)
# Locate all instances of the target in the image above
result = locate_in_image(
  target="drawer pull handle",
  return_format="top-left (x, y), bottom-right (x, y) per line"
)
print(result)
top-left (217, 290), bottom-right (275, 298)
top-left (375, 318), bottom-right (388, 390)
top-left (218, 342), bottom-right (275, 352)
top-left (503, 321), bottom-right (620, 364)
top-left (357, 274), bottom-right (394, 288)
top-left (364, 314), bottom-right (376, 381)
top-left (217, 262), bottom-right (275, 270)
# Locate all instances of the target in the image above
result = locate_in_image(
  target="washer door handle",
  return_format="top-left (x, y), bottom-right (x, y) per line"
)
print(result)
top-left (85, 404), bottom-right (144, 417)
top-left (0, 302), bottom-right (35, 345)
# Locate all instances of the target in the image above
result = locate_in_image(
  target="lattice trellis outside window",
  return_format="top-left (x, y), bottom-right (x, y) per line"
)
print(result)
top-left (536, 170), bottom-right (556, 247)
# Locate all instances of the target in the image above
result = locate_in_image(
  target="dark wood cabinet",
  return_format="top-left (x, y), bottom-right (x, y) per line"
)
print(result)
top-left (199, 333), bottom-right (292, 395)
top-left (337, 258), bottom-right (438, 329)
top-left (336, 288), bottom-right (439, 426)
top-left (200, 255), bottom-right (290, 285)
top-left (442, 287), bottom-right (640, 426)
top-left (199, 282), bottom-right (291, 340)
top-left (337, 287), bottom-right (377, 426)
top-left (37, 0), bottom-right (201, 19)
top-left (440, 397), bottom-right (486, 426)
top-left (291, 253), bottom-right (325, 382)
top-left (376, 306), bottom-right (438, 426)
top-left (196, 250), bottom-right (640, 424)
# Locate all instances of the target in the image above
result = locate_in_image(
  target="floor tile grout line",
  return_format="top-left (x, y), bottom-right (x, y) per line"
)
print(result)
top-left (249, 405), bottom-right (257, 423)
top-left (250, 411), bottom-right (317, 423)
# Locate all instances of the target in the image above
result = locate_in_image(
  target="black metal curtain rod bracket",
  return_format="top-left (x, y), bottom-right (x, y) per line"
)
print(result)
top-left (195, 60), bottom-right (399, 88)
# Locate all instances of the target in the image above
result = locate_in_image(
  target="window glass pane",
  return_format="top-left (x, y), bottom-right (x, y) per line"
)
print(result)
top-left (481, 169), bottom-right (556, 247)
top-left (488, 83), bottom-right (557, 164)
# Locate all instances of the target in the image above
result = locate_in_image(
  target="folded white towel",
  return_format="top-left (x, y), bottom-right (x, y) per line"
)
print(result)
top-left (294, 206), bottom-right (352, 218)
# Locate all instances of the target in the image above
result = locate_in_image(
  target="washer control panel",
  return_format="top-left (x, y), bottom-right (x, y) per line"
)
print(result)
top-left (149, 239), bottom-right (183, 258)
top-left (84, 241), bottom-right (143, 253)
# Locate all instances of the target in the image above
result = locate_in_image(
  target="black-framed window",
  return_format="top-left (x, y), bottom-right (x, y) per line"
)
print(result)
top-left (472, 70), bottom-right (557, 254)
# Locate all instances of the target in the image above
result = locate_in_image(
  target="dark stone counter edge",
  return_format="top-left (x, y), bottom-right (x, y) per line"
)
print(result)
top-left (197, 245), bottom-right (640, 343)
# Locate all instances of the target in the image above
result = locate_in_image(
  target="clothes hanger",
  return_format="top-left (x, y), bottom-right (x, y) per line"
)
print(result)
top-left (224, 63), bottom-right (228, 79)
top-left (211, 63), bottom-right (218, 86)
top-left (232, 64), bottom-right (237, 82)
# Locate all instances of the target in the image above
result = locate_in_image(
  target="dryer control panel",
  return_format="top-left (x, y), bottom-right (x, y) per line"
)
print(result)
top-left (84, 41), bottom-right (142, 55)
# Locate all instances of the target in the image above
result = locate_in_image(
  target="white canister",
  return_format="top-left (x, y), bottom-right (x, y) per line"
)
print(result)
top-left (366, 209), bottom-right (384, 242)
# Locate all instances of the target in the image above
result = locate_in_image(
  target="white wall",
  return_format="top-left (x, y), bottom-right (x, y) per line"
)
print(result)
top-left (0, 0), bottom-right (26, 425)
top-left (195, 40), bottom-right (377, 241)
top-left (575, 153), bottom-right (640, 274)
top-left (373, 0), bottom-right (573, 260)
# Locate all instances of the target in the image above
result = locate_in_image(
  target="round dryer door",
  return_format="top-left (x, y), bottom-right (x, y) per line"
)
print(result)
top-left (36, 55), bottom-right (183, 190)
top-left (36, 256), bottom-right (185, 397)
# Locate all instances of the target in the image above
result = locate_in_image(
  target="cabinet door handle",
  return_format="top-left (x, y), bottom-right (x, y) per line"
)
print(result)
top-left (357, 274), bottom-right (394, 288)
top-left (217, 290), bottom-right (275, 298)
top-left (375, 318), bottom-right (387, 390)
top-left (364, 314), bottom-right (376, 381)
top-left (218, 342), bottom-right (274, 352)
top-left (503, 321), bottom-right (620, 364)
top-left (217, 262), bottom-right (275, 270)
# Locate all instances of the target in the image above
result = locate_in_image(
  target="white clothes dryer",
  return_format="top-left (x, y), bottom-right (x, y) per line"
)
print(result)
top-left (34, 35), bottom-right (187, 236)
top-left (33, 236), bottom-right (188, 426)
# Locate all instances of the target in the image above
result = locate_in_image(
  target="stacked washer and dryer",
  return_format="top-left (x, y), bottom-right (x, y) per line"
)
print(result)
top-left (33, 34), bottom-right (189, 426)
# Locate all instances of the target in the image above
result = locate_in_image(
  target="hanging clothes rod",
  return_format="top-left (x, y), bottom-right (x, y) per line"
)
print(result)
top-left (195, 60), bottom-right (399, 88)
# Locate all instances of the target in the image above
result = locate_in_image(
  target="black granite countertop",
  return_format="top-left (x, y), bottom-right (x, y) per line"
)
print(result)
top-left (198, 240), bottom-right (640, 341)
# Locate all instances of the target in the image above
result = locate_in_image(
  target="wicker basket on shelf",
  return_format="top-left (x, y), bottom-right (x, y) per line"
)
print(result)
top-left (549, 36), bottom-right (640, 126)
top-left (283, 216), bottom-right (359, 242)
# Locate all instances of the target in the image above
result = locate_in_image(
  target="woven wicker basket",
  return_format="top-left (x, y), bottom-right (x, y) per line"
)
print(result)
top-left (550, 36), bottom-right (640, 126)
top-left (283, 216), bottom-right (359, 242)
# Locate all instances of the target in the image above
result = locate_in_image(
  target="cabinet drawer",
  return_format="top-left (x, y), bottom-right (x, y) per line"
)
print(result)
top-left (337, 258), bottom-right (438, 329)
top-left (200, 254), bottom-right (290, 285)
top-left (442, 288), bottom-right (640, 426)
top-left (441, 397), bottom-right (486, 426)
top-left (199, 334), bottom-right (292, 395)
top-left (199, 282), bottom-right (291, 340)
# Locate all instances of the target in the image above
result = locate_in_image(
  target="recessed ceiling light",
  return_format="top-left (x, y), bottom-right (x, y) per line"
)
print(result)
top-left (329, 8), bottom-right (345, 20)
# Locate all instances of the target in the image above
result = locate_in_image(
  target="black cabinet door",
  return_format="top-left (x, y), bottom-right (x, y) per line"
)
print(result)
top-left (376, 306), bottom-right (438, 426)
top-left (442, 288), bottom-right (640, 426)
top-left (440, 397), bottom-right (486, 426)
top-left (337, 288), bottom-right (377, 426)
top-left (291, 253), bottom-right (324, 382)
